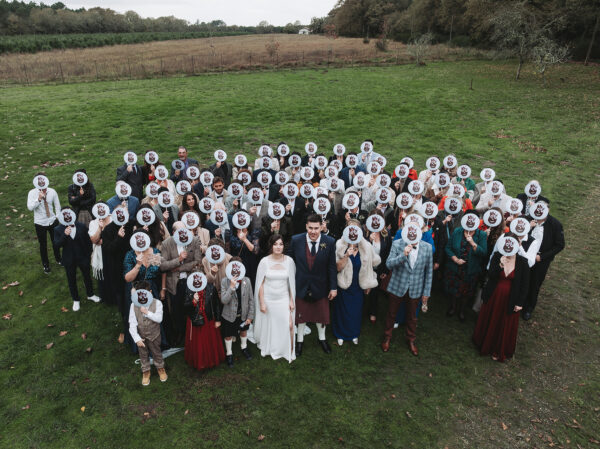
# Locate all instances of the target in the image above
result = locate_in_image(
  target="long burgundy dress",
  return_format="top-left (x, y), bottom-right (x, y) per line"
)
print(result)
top-left (184, 290), bottom-right (225, 370)
top-left (473, 269), bottom-right (520, 362)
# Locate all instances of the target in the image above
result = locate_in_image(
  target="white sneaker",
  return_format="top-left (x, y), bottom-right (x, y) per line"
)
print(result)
top-left (352, 338), bottom-right (359, 345)
top-left (393, 323), bottom-right (399, 329)
top-left (87, 295), bottom-right (101, 303)
top-left (337, 338), bottom-right (343, 346)
top-left (72, 301), bottom-right (80, 311)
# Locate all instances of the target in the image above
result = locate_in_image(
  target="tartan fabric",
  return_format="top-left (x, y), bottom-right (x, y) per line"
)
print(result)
top-left (385, 239), bottom-right (433, 299)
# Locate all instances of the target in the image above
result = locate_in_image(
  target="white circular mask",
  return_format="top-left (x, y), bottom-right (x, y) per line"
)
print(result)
top-left (498, 235), bottom-right (519, 257)
top-left (154, 165), bottom-right (168, 181)
top-left (214, 149), bottom-right (227, 162)
top-left (58, 208), bottom-right (77, 226)
top-left (201, 171), bottom-right (214, 187)
top-left (366, 214), bottom-right (385, 233)
top-left (420, 201), bottom-right (438, 220)
top-left (426, 157), bottom-right (440, 171)
top-left (227, 182), bottom-right (244, 199)
top-left (530, 201), bottom-right (549, 221)
top-left (210, 209), bottom-right (228, 226)
top-left (145, 182), bottom-right (159, 199)
top-left (434, 173), bottom-right (451, 189)
top-left (395, 164), bottom-right (409, 179)
top-left (124, 151), bottom-right (137, 165)
top-left (483, 209), bottom-right (502, 228)
top-left (145, 151), bottom-right (159, 165)
top-left (525, 180), bottom-right (541, 198)
top-left (396, 192), bottom-right (413, 210)
top-left (345, 154), bottom-right (359, 169)
top-left (376, 187), bottom-right (393, 204)
top-left (136, 208), bottom-right (156, 226)
top-left (400, 157), bottom-right (414, 170)
top-left (33, 175), bottom-right (49, 189)
top-left (480, 168), bottom-right (496, 183)
top-left (353, 172), bottom-right (366, 189)
top-left (247, 187), bottom-right (264, 205)
top-left (443, 155), bottom-right (457, 169)
top-left (458, 164), bottom-right (471, 179)
top-left (408, 180), bottom-right (424, 196)
top-left (258, 171), bottom-right (273, 188)
top-left (237, 171), bottom-right (252, 186)
top-left (132, 289), bottom-right (154, 308)
top-left (360, 141), bottom-right (373, 153)
top-left (268, 202), bottom-right (286, 220)
top-left (275, 171), bottom-right (290, 185)
top-left (92, 202), bottom-right (110, 220)
top-left (206, 245), bottom-right (225, 265)
top-left (181, 211), bottom-right (200, 230)
top-left (367, 161), bottom-right (381, 175)
top-left (342, 192), bottom-right (360, 210)
top-left (116, 182), bottom-right (132, 199)
top-left (187, 272), bottom-right (207, 292)
top-left (333, 144), bottom-right (346, 156)
top-left (461, 213), bottom-right (479, 232)
top-left (226, 260), bottom-right (246, 281)
top-left (186, 166), bottom-right (200, 180)
top-left (444, 197), bottom-right (462, 215)
top-left (199, 197), bottom-right (215, 214)
top-left (288, 154), bottom-right (302, 168)
top-left (510, 217), bottom-right (531, 237)
top-left (283, 183), bottom-right (299, 200)
top-left (72, 172), bottom-right (88, 187)
top-left (176, 180), bottom-right (192, 196)
top-left (171, 159), bottom-right (185, 171)
top-left (313, 197), bottom-right (331, 215)
top-left (232, 211), bottom-right (251, 229)
top-left (112, 207), bottom-right (129, 226)
top-left (130, 232), bottom-right (151, 252)
top-left (314, 155), bottom-right (328, 171)
top-left (504, 197), bottom-right (523, 216)
top-left (173, 227), bottom-right (193, 247)
top-left (158, 191), bottom-right (174, 208)
top-left (376, 174), bottom-right (391, 188)
top-left (277, 144), bottom-right (290, 157)
top-left (305, 142), bottom-right (317, 156)
top-left (234, 154), bottom-right (248, 167)
top-left (343, 225), bottom-right (363, 245)
top-left (300, 183), bottom-right (315, 199)
top-left (401, 223), bottom-right (422, 245)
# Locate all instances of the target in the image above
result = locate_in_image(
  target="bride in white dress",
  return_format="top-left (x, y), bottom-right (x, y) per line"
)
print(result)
top-left (254, 235), bottom-right (296, 363)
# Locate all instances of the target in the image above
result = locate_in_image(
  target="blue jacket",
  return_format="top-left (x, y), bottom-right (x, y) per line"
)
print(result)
top-left (286, 233), bottom-right (338, 299)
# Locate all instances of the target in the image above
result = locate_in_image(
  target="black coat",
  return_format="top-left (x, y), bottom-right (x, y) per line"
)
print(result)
top-left (116, 163), bottom-right (144, 200)
top-left (184, 283), bottom-right (222, 323)
top-left (53, 223), bottom-right (92, 266)
top-left (210, 162), bottom-right (233, 187)
top-left (279, 197), bottom-right (308, 235)
top-left (482, 253), bottom-right (530, 314)
top-left (67, 183), bottom-right (96, 215)
top-left (525, 215), bottom-right (564, 265)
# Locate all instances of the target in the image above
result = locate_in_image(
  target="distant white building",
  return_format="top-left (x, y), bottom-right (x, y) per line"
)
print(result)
top-left (299, 28), bottom-right (309, 35)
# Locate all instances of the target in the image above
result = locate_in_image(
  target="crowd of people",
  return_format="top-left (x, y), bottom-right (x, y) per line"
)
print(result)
top-left (26, 141), bottom-right (565, 386)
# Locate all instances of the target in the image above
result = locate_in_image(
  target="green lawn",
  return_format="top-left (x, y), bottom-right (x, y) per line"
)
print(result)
top-left (1, 61), bottom-right (599, 448)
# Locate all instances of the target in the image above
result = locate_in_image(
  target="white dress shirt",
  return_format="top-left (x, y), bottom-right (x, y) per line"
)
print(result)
top-left (128, 301), bottom-right (163, 344)
top-left (306, 234), bottom-right (321, 254)
top-left (27, 188), bottom-right (61, 226)
top-left (69, 225), bottom-right (76, 239)
top-left (409, 243), bottom-right (419, 268)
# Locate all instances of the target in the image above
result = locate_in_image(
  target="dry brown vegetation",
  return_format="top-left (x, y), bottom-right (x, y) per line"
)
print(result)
top-left (0, 33), bottom-right (485, 85)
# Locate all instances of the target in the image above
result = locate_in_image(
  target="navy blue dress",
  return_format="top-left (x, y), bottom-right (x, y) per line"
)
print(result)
top-left (333, 253), bottom-right (364, 341)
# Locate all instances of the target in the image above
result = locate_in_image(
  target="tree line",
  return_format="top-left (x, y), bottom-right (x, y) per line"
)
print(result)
top-left (311, 0), bottom-right (600, 61)
top-left (0, 1), bottom-right (307, 36)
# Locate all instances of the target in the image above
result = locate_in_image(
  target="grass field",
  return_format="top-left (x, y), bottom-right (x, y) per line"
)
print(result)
top-left (1, 60), bottom-right (599, 448)
top-left (0, 34), bottom-right (485, 85)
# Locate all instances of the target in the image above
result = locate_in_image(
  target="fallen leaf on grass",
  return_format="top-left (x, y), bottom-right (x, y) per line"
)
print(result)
top-left (18, 291), bottom-right (24, 296)
top-left (2, 281), bottom-right (20, 290)
top-left (81, 333), bottom-right (87, 339)
top-left (338, 437), bottom-right (344, 442)
top-left (41, 298), bottom-right (47, 305)
top-left (22, 404), bottom-right (30, 410)
top-left (59, 331), bottom-right (68, 336)
top-left (257, 435), bottom-right (265, 442)
top-left (590, 438), bottom-right (600, 445)
top-left (80, 406), bottom-right (85, 412)
top-left (85, 347), bottom-right (92, 353)
top-left (46, 342), bottom-right (54, 349)
top-left (502, 422), bottom-right (508, 430)
top-left (184, 409), bottom-right (189, 415)
top-left (61, 307), bottom-right (69, 312)
top-left (143, 412), bottom-right (150, 417)
top-left (2, 313), bottom-right (12, 320)
top-left (47, 323), bottom-right (54, 327)
top-left (406, 411), bottom-right (412, 419)
top-left (391, 394), bottom-right (396, 399)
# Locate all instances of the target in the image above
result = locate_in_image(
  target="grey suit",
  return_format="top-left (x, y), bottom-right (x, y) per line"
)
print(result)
top-left (385, 240), bottom-right (433, 299)
top-left (220, 277), bottom-right (255, 323)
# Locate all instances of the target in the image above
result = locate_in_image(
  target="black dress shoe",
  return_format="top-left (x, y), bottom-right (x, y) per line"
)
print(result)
top-left (295, 342), bottom-right (303, 356)
top-left (226, 355), bottom-right (234, 367)
top-left (55, 259), bottom-right (63, 266)
top-left (318, 339), bottom-right (332, 354)
top-left (446, 307), bottom-right (455, 317)
top-left (241, 348), bottom-right (252, 360)
top-left (43, 264), bottom-right (51, 274)
top-left (522, 311), bottom-right (532, 321)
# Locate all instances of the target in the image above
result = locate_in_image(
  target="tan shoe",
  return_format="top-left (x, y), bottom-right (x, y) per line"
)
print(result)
top-left (157, 368), bottom-right (168, 382)
top-left (117, 333), bottom-right (124, 344)
top-left (142, 370), bottom-right (151, 386)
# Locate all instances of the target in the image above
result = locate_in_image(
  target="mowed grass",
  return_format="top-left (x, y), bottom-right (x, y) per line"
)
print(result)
top-left (1, 61), bottom-right (599, 448)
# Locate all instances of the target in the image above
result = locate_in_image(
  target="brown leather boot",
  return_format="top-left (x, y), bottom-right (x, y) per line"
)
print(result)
top-left (408, 341), bottom-right (418, 356)
top-left (381, 337), bottom-right (391, 352)
top-left (142, 370), bottom-right (151, 386)
top-left (157, 368), bottom-right (168, 382)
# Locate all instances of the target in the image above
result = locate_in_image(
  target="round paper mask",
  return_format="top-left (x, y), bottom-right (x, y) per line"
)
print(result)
top-left (426, 157), bottom-right (440, 171)
top-left (130, 232), bottom-right (150, 252)
top-left (510, 217), bottom-right (531, 237)
top-left (154, 165), bottom-right (168, 181)
top-left (181, 211), bottom-right (200, 230)
top-left (449, 183), bottom-right (465, 198)
top-left (408, 180), bottom-right (424, 195)
top-left (247, 187), bottom-right (264, 205)
top-left (268, 202), bottom-right (286, 220)
top-left (258, 171), bottom-right (273, 187)
top-left (489, 180), bottom-right (503, 197)
top-left (314, 155), bottom-right (328, 171)
top-left (396, 192), bottom-right (413, 210)
top-left (187, 272), bottom-right (207, 292)
top-left (360, 141), bottom-right (372, 153)
top-left (461, 213), bottom-right (479, 231)
top-left (480, 168), bottom-right (496, 182)
top-left (401, 157), bottom-right (414, 170)
top-left (234, 154), bottom-right (247, 167)
top-left (328, 177), bottom-right (341, 192)
top-left (214, 149), bottom-right (227, 162)
top-left (505, 198), bottom-right (523, 216)
top-left (186, 166), bottom-right (199, 180)
top-left (313, 197), bottom-right (331, 215)
top-left (259, 145), bottom-right (272, 157)
top-left (124, 151), bottom-right (137, 165)
top-left (288, 154), bottom-right (302, 168)
top-left (58, 208), bottom-right (76, 226)
top-left (199, 197), bottom-right (214, 214)
top-left (275, 171), bottom-right (290, 185)
top-left (367, 161), bottom-right (381, 175)
top-left (277, 144), bottom-right (290, 157)
top-left (376, 187), bottom-right (392, 204)
top-left (226, 260), bottom-right (246, 281)
top-left (132, 289), bottom-right (154, 308)
top-left (136, 207), bottom-right (156, 226)
top-left (401, 223), bottom-right (422, 245)
top-left (232, 211), bottom-right (251, 229)
top-left (525, 181), bottom-right (541, 198)
top-left (176, 180), bottom-right (192, 196)
top-left (300, 166), bottom-right (314, 181)
top-left (342, 192), bottom-right (360, 210)
top-left (420, 201), bottom-right (438, 220)
top-left (353, 172), bottom-right (366, 189)
top-left (300, 183), bottom-right (315, 199)
top-left (171, 159), bottom-right (185, 171)
top-left (116, 182), bottom-right (132, 199)
top-left (227, 182), bottom-right (243, 199)
top-left (329, 160), bottom-right (342, 171)
top-left (283, 183), bottom-right (299, 200)
top-left (377, 174), bottom-right (392, 188)
top-left (73, 172), bottom-right (88, 187)
top-left (210, 209), bottom-right (228, 226)
top-left (237, 171), bottom-right (251, 186)
top-left (444, 197), bottom-right (462, 215)
top-left (92, 202), bottom-right (110, 220)
top-left (206, 245), bottom-right (225, 265)
top-left (395, 164), bottom-right (409, 179)
top-left (201, 171), bottom-right (214, 187)
top-left (434, 173), bottom-right (451, 189)
top-left (325, 166), bottom-right (339, 179)
top-left (458, 164), bottom-right (471, 179)
top-left (366, 214), bottom-right (385, 233)
top-left (173, 227), bottom-right (193, 246)
top-left (112, 207), bottom-right (129, 226)
top-left (483, 209), bottom-right (502, 228)
top-left (343, 225), bottom-right (363, 245)
top-left (333, 144), bottom-right (346, 156)
top-left (498, 235), bottom-right (519, 257)
top-left (443, 155), bottom-right (457, 169)
top-left (260, 156), bottom-right (272, 170)
top-left (158, 191), bottom-right (174, 208)
top-left (405, 213), bottom-right (424, 229)
top-left (531, 201), bottom-right (549, 220)
top-left (305, 142), bottom-right (317, 156)
top-left (33, 175), bottom-right (49, 189)
top-left (345, 154), bottom-right (358, 169)
top-left (145, 182), bottom-right (159, 199)
top-left (145, 151), bottom-right (159, 165)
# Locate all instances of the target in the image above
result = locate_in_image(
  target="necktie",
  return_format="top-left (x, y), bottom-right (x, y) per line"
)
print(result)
top-left (43, 198), bottom-right (51, 218)
top-left (310, 241), bottom-right (317, 256)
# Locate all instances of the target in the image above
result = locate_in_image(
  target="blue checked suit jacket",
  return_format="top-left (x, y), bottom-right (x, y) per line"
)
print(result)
top-left (385, 239), bottom-right (433, 299)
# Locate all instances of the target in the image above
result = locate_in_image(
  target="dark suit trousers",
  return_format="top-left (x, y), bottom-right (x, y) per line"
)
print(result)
top-left (64, 262), bottom-right (93, 302)
top-left (169, 278), bottom-right (188, 345)
top-left (35, 221), bottom-right (60, 265)
top-left (384, 292), bottom-right (418, 342)
top-left (525, 261), bottom-right (550, 312)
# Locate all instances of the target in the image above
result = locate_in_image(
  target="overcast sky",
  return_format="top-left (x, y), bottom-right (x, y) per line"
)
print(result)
top-left (62, 0), bottom-right (337, 26)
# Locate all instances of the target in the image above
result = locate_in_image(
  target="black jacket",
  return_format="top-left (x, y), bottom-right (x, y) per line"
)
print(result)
top-left (184, 283), bottom-right (222, 323)
top-left (116, 163), bottom-right (144, 200)
top-left (53, 222), bottom-right (92, 266)
top-left (210, 162), bottom-right (233, 187)
top-left (482, 253), bottom-right (530, 314)
top-left (67, 183), bottom-right (96, 216)
top-left (525, 214), bottom-right (564, 265)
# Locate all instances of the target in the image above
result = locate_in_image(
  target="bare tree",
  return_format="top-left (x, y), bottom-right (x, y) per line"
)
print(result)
top-left (532, 37), bottom-right (570, 86)
top-left (406, 33), bottom-right (433, 65)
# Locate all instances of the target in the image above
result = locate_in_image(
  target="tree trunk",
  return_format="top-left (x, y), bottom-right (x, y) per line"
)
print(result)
top-left (516, 55), bottom-right (523, 80)
top-left (584, 13), bottom-right (599, 66)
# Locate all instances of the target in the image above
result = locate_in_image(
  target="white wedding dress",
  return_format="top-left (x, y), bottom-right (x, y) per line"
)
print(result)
top-left (253, 255), bottom-right (296, 363)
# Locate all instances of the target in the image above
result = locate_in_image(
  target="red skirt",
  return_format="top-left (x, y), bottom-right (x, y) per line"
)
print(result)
top-left (295, 296), bottom-right (330, 324)
top-left (472, 271), bottom-right (519, 362)
top-left (184, 317), bottom-right (225, 371)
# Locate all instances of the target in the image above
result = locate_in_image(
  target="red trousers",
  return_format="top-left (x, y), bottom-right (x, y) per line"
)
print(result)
top-left (384, 292), bottom-right (419, 342)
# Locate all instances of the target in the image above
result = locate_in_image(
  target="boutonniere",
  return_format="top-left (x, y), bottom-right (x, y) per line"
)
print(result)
top-left (320, 243), bottom-right (327, 250)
